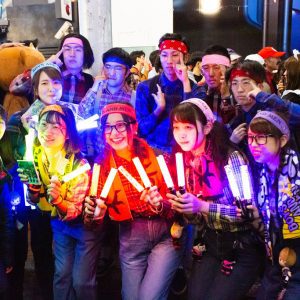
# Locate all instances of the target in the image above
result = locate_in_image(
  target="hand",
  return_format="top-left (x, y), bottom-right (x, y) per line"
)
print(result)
top-left (247, 81), bottom-right (261, 99)
top-left (230, 123), bottom-right (247, 144)
top-left (91, 67), bottom-right (107, 93)
top-left (246, 204), bottom-right (260, 219)
top-left (167, 192), bottom-right (204, 214)
top-left (47, 49), bottom-right (64, 67)
top-left (47, 175), bottom-right (62, 204)
top-left (277, 79), bottom-right (285, 95)
top-left (152, 84), bottom-right (166, 115)
top-left (95, 198), bottom-right (107, 219)
top-left (84, 196), bottom-right (96, 217)
top-left (174, 53), bottom-right (189, 84)
top-left (17, 168), bottom-right (29, 184)
top-left (140, 186), bottom-right (163, 208)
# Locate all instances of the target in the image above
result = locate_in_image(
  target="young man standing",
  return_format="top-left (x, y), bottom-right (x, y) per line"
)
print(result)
top-left (78, 47), bottom-right (134, 159)
top-left (135, 33), bottom-right (204, 154)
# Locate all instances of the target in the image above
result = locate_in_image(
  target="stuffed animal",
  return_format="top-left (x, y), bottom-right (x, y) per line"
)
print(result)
top-left (0, 44), bottom-right (45, 118)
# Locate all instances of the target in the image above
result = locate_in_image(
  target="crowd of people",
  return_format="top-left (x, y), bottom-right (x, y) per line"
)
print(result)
top-left (0, 31), bottom-right (300, 300)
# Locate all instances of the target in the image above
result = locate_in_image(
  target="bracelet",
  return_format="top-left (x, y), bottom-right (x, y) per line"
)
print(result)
top-left (28, 184), bottom-right (41, 192)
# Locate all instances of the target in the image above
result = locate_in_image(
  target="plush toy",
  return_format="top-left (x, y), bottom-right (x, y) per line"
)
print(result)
top-left (0, 44), bottom-right (45, 118)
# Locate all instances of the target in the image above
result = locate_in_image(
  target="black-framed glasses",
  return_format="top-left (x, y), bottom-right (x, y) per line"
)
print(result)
top-left (103, 121), bottom-right (135, 134)
top-left (247, 134), bottom-right (273, 145)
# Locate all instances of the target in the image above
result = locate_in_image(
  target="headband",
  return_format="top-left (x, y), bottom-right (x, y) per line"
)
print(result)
top-left (202, 54), bottom-right (231, 67)
top-left (181, 98), bottom-right (215, 123)
top-left (39, 104), bottom-right (65, 119)
top-left (103, 56), bottom-right (131, 69)
top-left (31, 61), bottom-right (61, 79)
top-left (230, 68), bottom-right (263, 84)
top-left (252, 111), bottom-right (290, 139)
top-left (101, 103), bottom-right (136, 121)
top-left (159, 40), bottom-right (188, 54)
top-left (62, 37), bottom-right (83, 47)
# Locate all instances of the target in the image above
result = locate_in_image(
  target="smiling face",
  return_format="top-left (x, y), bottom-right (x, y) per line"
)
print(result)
top-left (104, 113), bottom-right (135, 153)
top-left (173, 118), bottom-right (206, 152)
top-left (37, 71), bottom-right (62, 105)
top-left (37, 113), bottom-right (67, 152)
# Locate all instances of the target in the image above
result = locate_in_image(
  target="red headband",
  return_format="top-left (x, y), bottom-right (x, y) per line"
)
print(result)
top-left (159, 40), bottom-right (188, 54)
top-left (230, 68), bottom-right (263, 84)
top-left (101, 103), bottom-right (136, 121)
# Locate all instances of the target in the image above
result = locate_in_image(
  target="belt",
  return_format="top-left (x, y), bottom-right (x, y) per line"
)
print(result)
top-left (131, 211), bottom-right (161, 220)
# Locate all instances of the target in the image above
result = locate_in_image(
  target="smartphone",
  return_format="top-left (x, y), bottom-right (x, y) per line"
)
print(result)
top-left (17, 160), bottom-right (41, 185)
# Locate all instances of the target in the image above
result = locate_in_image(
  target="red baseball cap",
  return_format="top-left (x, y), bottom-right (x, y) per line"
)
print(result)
top-left (258, 47), bottom-right (285, 59)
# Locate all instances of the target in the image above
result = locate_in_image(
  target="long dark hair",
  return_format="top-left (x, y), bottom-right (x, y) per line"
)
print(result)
top-left (170, 102), bottom-right (233, 169)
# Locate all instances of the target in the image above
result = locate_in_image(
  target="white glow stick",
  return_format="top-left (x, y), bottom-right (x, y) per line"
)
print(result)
top-left (224, 165), bottom-right (240, 198)
top-left (62, 163), bottom-right (91, 183)
top-left (118, 166), bottom-right (144, 193)
top-left (132, 157), bottom-right (151, 188)
top-left (100, 168), bottom-right (118, 198)
top-left (175, 152), bottom-right (185, 188)
top-left (76, 114), bottom-right (99, 131)
top-left (240, 165), bottom-right (252, 200)
top-left (156, 155), bottom-right (174, 189)
top-left (24, 128), bottom-right (35, 161)
top-left (90, 164), bottom-right (100, 196)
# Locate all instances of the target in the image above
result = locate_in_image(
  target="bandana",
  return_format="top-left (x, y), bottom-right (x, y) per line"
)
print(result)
top-left (159, 39), bottom-right (188, 54)
top-left (62, 37), bottom-right (83, 47)
top-left (103, 56), bottom-right (131, 69)
top-left (101, 103), bottom-right (136, 121)
top-left (202, 54), bottom-right (231, 67)
top-left (39, 104), bottom-right (65, 119)
top-left (230, 68), bottom-right (263, 84)
top-left (253, 111), bottom-right (290, 139)
top-left (181, 98), bottom-right (215, 123)
top-left (31, 62), bottom-right (61, 79)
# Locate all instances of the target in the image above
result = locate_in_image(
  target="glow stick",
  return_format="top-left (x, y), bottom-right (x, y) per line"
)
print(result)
top-left (62, 163), bottom-right (91, 183)
top-left (132, 157), bottom-right (151, 188)
top-left (175, 152), bottom-right (185, 188)
top-left (118, 166), bottom-right (144, 192)
top-left (100, 168), bottom-right (118, 198)
top-left (224, 165), bottom-right (240, 198)
top-left (76, 114), bottom-right (99, 131)
top-left (156, 155), bottom-right (174, 189)
top-left (24, 128), bottom-right (35, 161)
top-left (90, 164), bottom-right (100, 196)
top-left (240, 165), bottom-right (252, 200)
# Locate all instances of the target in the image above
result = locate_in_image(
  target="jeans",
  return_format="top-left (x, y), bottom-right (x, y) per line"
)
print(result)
top-left (188, 229), bottom-right (264, 300)
top-left (257, 243), bottom-right (300, 300)
top-left (51, 218), bottom-right (103, 300)
top-left (119, 217), bottom-right (185, 300)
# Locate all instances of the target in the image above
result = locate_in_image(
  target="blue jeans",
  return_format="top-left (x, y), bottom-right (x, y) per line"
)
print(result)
top-left (257, 243), bottom-right (300, 300)
top-left (51, 219), bottom-right (103, 300)
top-left (119, 217), bottom-right (185, 300)
top-left (188, 229), bottom-right (264, 300)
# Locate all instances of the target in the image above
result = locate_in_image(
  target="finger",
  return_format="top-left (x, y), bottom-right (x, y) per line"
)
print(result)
top-left (55, 48), bottom-right (64, 58)
top-left (179, 52), bottom-right (184, 66)
top-left (156, 84), bottom-right (162, 93)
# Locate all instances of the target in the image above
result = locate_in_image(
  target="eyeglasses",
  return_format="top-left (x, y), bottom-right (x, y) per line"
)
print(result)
top-left (103, 121), bottom-right (135, 134)
top-left (104, 64), bottom-right (126, 73)
top-left (247, 134), bottom-right (273, 145)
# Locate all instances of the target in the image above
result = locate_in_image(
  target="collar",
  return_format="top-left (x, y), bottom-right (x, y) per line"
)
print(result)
top-left (62, 70), bottom-right (84, 81)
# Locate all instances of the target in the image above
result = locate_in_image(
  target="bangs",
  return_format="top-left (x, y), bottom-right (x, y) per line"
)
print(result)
top-left (249, 117), bottom-right (282, 137)
top-left (170, 103), bottom-right (200, 127)
top-left (42, 111), bottom-right (65, 126)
